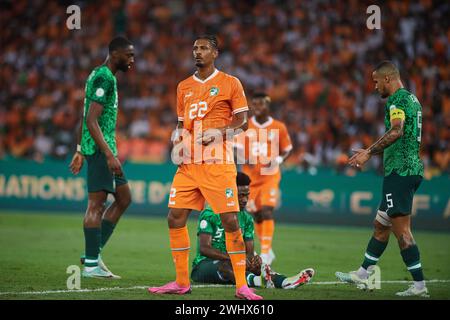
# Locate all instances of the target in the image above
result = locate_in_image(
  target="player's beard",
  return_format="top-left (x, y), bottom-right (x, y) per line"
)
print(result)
top-left (195, 61), bottom-right (205, 68)
top-left (118, 61), bottom-right (130, 72)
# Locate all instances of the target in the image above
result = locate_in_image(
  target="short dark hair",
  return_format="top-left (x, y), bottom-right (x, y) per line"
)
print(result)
top-left (196, 34), bottom-right (218, 50)
top-left (109, 36), bottom-right (132, 53)
top-left (374, 60), bottom-right (400, 77)
top-left (252, 92), bottom-right (271, 105)
top-left (237, 172), bottom-right (251, 187)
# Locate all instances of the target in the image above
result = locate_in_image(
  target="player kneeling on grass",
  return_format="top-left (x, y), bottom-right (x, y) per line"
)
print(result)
top-left (191, 172), bottom-right (314, 289)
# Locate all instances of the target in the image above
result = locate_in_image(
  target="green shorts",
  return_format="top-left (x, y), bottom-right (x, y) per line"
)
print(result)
top-left (191, 259), bottom-right (233, 284)
top-left (379, 172), bottom-right (422, 217)
top-left (85, 151), bottom-right (127, 194)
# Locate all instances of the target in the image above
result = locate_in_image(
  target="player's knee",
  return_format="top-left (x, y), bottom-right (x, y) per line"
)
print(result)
top-left (252, 212), bottom-right (263, 224)
top-left (260, 207), bottom-right (274, 220)
top-left (396, 231), bottom-right (415, 250)
top-left (261, 210), bottom-right (273, 220)
top-left (84, 201), bottom-right (105, 226)
top-left (220, 213), bottom-right (240, 232)
top-left (87, 200), bottom-right (106, 215)
top-left (167, 208), bottom-right (189, 228)
top-left (373, 220), bottom-right (390, 241)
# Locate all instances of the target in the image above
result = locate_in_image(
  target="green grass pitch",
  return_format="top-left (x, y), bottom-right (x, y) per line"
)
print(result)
top-left (0, 211), bottom-right (449, 300)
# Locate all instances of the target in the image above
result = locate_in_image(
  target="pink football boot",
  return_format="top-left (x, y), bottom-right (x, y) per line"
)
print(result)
top-left (235, 285), bottom-right (263, 300)
top-left (148, 281), bottom-right (191, 295)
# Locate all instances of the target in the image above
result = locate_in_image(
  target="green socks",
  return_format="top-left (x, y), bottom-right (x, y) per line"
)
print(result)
top-left (246, 273), bottom-right (286, 288)
top-left (84, 227), bottom-right (101, 267)
top-left (401, 245), bottom-right (424, 281)
top-left (100, 219), bottom-right (116, 250)
top-left (272, 274), bottom-right (287, 288)
top-left (83, 220), bottom-right (116, 267)
top-left (361, 236), bottom-right (388, 269)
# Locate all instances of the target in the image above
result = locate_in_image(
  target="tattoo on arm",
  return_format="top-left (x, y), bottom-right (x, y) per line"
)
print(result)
top-left (368, 124), bottom-right (403, 155)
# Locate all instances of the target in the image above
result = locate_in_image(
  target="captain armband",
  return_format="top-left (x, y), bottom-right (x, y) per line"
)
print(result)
top-left (389, 107), bottom-right (405, 121)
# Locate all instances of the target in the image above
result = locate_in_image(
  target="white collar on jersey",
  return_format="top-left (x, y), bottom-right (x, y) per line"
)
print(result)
top-left (193, 68), bottom-right (219, 84)
top-left (251, 116), bottom-right (273, 128)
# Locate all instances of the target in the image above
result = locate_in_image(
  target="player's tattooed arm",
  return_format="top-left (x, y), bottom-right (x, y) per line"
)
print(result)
top-left (349, 118), bottom-right (404, 168)
top-left (367, 118), bottom-right (404, 155)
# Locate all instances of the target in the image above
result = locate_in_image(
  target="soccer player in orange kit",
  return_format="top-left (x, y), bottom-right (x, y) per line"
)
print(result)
top-left (148, 35), bottom-right (263, 300)
top-left (237, 93), bottom-right (293, 265)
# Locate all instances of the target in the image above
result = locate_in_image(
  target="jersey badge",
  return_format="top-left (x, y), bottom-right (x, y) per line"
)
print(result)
top-left (210, 87), bottom-right (219, 96)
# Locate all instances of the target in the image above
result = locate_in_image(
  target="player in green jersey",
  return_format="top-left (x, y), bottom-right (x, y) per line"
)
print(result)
top-left (69, 36), bottom-right (135, 279)
top-left (336, 61), bottom-right (428, 297)
top-left (191, 172), bottom-right (315, 289)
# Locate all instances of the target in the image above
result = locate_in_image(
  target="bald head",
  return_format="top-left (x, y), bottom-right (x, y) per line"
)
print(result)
top-left (374, 61), bottom-right (400, 79)
top-left (372, 61), bottom-right (403, 98)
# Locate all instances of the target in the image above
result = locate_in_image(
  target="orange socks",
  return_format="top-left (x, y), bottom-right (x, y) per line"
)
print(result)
top-left (169, 226), bottom-right (190, 287)
top-left (225, 229), bottom-right (247, 289)
top-left (260, 219), bottom-right (274, 255)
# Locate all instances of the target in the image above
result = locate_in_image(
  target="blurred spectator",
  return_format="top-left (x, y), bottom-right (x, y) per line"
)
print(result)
top-left (0, 0), bottom-right (448, 177)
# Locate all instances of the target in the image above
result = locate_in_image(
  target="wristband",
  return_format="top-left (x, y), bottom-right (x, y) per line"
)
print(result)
top-left (275, 155), bottom-right (283, 165)
top-left (76, 144), bottom-right (82, 153)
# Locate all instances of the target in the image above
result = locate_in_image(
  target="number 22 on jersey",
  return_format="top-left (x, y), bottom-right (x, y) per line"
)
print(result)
top-left (189, 101), bottom-right (208, 120)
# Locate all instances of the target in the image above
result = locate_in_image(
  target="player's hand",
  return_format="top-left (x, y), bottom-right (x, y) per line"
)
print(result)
top-left (261, 155), bottom-right (283, 168)
top-left (246, 255), bottom-right (262, 276)
top-left (172, 128), bottom-right (183, 146)
top-left (348, 149), bottom-right (370, 168)
top-left (69, 152), bottom-right (84, 175)
top-left (106, 153), bottom-right (124, 177)
top-left (196, 128), bottom-right (223, 146)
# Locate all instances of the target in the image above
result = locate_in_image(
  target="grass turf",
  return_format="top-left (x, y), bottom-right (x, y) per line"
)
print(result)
top-left (0, 211), bottom-right (449, 300)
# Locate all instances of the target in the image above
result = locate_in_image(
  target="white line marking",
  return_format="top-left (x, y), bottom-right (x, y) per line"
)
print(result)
top-left (0, 280), bottom-right (449, 296)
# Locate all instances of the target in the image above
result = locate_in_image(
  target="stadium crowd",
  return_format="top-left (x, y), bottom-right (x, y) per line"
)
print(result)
top-left (1, 0), bottom-right (449, 177)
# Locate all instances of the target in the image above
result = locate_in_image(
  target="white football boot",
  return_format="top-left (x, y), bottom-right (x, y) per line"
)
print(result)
top-left (396, 285), bottom-right (429, 297)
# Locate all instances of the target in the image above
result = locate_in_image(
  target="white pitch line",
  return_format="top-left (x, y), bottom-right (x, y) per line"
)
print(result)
top-left (1, 280), bottom-right (449, 296)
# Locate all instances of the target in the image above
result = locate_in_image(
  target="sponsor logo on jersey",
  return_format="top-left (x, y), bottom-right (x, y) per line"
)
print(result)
top-left (200, 220), bottom-right (208, 229)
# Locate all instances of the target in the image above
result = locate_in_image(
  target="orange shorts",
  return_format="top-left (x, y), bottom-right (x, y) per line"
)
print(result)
top-left (245, 181), bottom-right (279, 213)
top-left (168, 164), bottom-right (239, 214)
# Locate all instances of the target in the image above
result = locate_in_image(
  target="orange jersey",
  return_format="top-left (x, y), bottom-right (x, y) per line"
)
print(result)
top-left (238, 116), bottom-right (293, 185)
top-left (176, 69), bottom-right (248, 163)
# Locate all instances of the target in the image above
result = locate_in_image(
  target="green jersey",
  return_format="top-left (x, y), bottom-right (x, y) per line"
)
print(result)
top-left (383, 88), bottom-right (424, 177)
top-left (192, 206), bottom-right (254, 267)
top-left (81, 65), bottom-right (118, 156)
